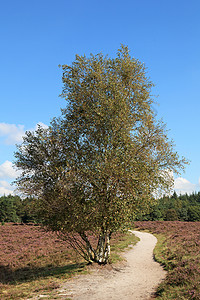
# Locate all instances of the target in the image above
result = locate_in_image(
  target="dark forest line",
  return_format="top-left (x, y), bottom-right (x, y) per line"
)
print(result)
top-left (1, 191), bottom-right (200, 224)
top-left (0, 195), bottom-right (38, 224)
top-left (136, 191), bottom-right (200, 221)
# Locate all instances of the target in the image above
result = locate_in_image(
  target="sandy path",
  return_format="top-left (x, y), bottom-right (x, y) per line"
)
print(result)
top-left (57, 231), bottom-right (166, 300)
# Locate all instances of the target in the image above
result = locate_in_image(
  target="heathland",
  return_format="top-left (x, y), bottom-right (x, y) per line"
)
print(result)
top-left (0, 223), bottom-right (138, 299)
top-left (135, 221), bottom-right (200, 299)
top-left (0, 221), bottom-right (200, 299)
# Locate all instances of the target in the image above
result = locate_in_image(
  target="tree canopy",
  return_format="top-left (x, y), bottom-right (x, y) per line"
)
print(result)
top-left (14, 46), bottom-right (187, 263)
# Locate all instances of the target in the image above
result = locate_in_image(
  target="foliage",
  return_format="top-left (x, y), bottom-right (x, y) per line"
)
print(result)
top-left (2, 191), bottom-right (200, 225)
top-left (136, 191), bottom-right (200, 221)
top-left (0, 195), bottom-right (21, 223)
top-left (0, 223), bottom-right (137, 299)
top-left (14, 45), bottom-right (186, 263)
top-left (0, 195), bottom-right (38, 224)
top-left (135, 221), bottom-right (200, 299)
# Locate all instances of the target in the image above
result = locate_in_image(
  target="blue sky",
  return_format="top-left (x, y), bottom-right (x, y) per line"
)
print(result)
top-left (0, 0), bottom-right (200, 195)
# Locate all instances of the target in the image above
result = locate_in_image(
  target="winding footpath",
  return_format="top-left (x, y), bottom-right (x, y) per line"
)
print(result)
top-left (58, 231), bottom-right (166, 300)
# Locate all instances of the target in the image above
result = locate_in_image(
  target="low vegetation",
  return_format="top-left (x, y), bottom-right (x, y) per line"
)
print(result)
top-left (0, 223), bottom-right (138, 299)
top-left (135, 221), bottom-right (200, 300)
top-left (2, 218), bottom-right (199, 300)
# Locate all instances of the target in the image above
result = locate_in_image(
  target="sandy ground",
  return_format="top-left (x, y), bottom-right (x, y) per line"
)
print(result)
top-left (57, 231), bottom-right (166, 300)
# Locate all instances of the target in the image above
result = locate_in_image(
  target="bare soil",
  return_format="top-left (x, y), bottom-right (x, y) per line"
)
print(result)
top-left (57, 231), bottom-right (166, 300)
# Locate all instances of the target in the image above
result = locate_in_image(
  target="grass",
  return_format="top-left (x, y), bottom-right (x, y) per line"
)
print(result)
top-left (0, 224), bottom-right (138, 299)
top-left (0, 263), bottom-right (87, 300)
top-left (110, 230), bottom-right (139, 264)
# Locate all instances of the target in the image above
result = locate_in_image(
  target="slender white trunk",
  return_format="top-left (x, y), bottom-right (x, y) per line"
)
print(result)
top-left (104, 234), bottom-right (111, 261)
top-left (96, 233), bottom-right (105, 263)
top-left (95, 231), bottom-right (111, 264)
top-left (79, 232), bottom-right (95, 262)
top-left (77, 230), bottom-right (111, 264)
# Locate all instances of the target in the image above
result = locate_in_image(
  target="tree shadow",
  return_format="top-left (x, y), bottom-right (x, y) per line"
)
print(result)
top-left (0, 262), bottom-right (86, 284)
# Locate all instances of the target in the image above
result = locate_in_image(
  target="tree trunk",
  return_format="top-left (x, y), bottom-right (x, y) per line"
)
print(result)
top-left (95, 230), bottom-right (111, 264)
top-left (104, 233), bottom-right (111, 261)
top-left (79, 232), bottom-right (96, 263)
top-left (63, 230), bottom-right (112, 265)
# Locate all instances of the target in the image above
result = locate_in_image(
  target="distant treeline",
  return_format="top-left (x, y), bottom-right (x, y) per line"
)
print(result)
top-left (1, 192), bottom-right (200, 224)
top-left (0, 195), bottom-right (38, 224)
top-left (136, 191), bottom-right (200, 221)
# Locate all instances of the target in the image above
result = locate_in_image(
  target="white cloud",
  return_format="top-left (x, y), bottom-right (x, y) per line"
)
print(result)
top-left (0, 122), bottom-right (48, 196)
top-left (0, 162), bottom-right (21, 195)
top-left (0, 180), bottom-right (14, 196)
top-left (0, 160), bottom-right (21, 179)
top-left (0, 122), bottom-right (48, 145)
top-left (0, 123), bottom-right (25, 144)
top-left (0, 180), bottom-right (12, 188)
top-left (174, 177), bottom-right (200, 195)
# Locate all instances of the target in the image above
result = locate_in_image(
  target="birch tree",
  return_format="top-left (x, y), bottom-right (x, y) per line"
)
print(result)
top-left (14, 46), bottom-right (187, 264)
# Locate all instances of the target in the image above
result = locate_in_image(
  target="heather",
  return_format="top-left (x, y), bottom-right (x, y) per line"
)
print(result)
top-left (0, 224), bottom-right (74, 283)
top-left (135, 221), bottom-right (200, 299)
top-left (0, 223), bottom-right (137, 299)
